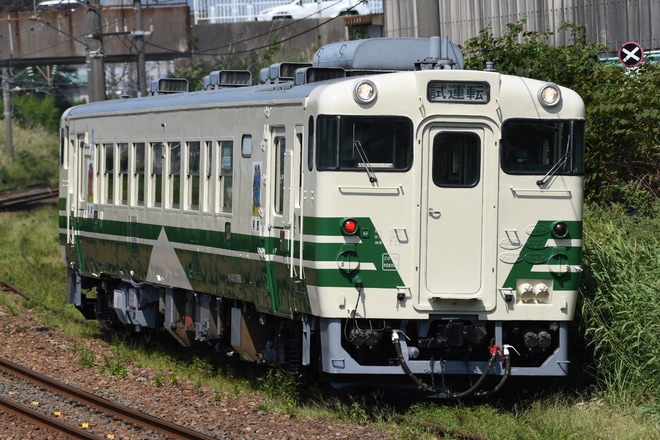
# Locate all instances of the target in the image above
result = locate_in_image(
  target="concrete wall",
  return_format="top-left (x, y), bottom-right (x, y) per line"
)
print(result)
top-left (186, 18), bottom-right (350, 68)
top-left (0, 6), bottom-right (191, 66)
top-left (0, 6), bottom-right (351, 68)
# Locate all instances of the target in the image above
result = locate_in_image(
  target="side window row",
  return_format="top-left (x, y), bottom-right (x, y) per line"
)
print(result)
top-left (89, 139), bottom-right (234, 213)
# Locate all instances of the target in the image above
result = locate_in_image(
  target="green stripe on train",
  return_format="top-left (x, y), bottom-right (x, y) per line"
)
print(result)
top-left (63, 215), bottom-right (406, 314)
top-left (502, 220), bottom-right (582, 291)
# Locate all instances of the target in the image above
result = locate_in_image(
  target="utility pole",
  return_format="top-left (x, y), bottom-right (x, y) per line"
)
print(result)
top-left (2, 67), bottom-right (13, 160)
top-left (3, 16), bottom-right (14, 160)
top-left (134, 0), bottom-right (147, 97)
top-left (86, 0), bottom-right (105, 102)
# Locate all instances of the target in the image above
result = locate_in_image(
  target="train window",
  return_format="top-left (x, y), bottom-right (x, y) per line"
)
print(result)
top-left (219, 140), bottom-right (233, 213)
top-left (118, 143), bottom-right (128, 205)
top-left (204, 141), bottom-right (213, 212)
top-left (206, 141), bottom-right (213, 178)
top-left (168, 142), bottom-right (181, 209)
top-left (81, 138), bottom-right (93, 204)
top-left (60, 129), bottom-right (65, 167)
top-left (187, 141), bottom-right (201, 210)
top-left (104, 143), bottom-right (114, 204)
top-left (150, 142), bottom-right (163, 207)
top-left (501, 119), bottom-right (585, 175)
top-left (432, 132), bottom-right (480, 187)
top-left (316, 116), bottom-right (413, 171)
top-left (134, 143), bottom-right (145, 206)
top-left (242, 135), bottom-right (252, 158)
top-left (85, 154), bottom-right (94, 204)
top-left (307, 116), bottom-right (314, 171)
top-left (274, 136), bottom-right (286, 214)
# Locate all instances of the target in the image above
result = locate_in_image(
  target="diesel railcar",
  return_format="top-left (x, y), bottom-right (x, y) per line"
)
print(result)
top-left (59, 37), bottom-right (584, 396)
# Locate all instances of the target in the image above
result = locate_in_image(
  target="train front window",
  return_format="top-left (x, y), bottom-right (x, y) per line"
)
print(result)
top-left (432, 132), bottom-right (480, 187)
top-left (501, 119), bottom-right (584, 175)
top-left (316, 115), bottom-right (413, 171)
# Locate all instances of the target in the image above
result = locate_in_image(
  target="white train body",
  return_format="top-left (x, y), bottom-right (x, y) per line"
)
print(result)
top-left (59, 37), bottom-right (584, 396)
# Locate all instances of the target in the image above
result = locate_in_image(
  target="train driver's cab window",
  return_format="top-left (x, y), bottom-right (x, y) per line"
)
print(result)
top-left (432, 132), bottom-right (480, 187)
top-left (501, 119), bottom-right (584, 175)
top-left (307, 116), bottom-right (314, 171)
top-left (316, 116), bottom-right (413, 171)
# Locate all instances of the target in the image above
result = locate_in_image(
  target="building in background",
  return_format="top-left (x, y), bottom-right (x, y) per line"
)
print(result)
top-left (382, 0), bottom-right (660, 57)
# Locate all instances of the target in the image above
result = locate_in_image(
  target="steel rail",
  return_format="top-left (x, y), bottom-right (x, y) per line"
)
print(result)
top-left (0, 184), bottom-right (58, 209)
top-left (0, 395), bottom-right (103, 439)
top-left (0, 356), bottom-right (217, 440)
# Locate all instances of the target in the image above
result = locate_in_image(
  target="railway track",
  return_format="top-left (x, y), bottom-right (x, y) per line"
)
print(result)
top-left (0, 279), bottom-right (489, 440)
top-left (0, 356), bottom-right (217, 440)
top-left (0, 184), bottom-right (58, 210)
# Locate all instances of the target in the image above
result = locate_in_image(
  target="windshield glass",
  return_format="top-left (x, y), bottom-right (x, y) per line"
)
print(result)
top-left (316, 115), bottom-right (413, 171)
top-left (501, 119), bottom-right (584, 175)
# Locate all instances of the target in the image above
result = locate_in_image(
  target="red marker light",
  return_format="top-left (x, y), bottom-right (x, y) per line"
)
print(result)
top-left (342, 219), bottom-right (358, 235)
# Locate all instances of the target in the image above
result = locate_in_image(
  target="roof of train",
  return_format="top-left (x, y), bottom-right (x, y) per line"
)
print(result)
top-left (64, 37), bottom-right (467, 120)
top-left (64, 81), bottom-right (321, 119)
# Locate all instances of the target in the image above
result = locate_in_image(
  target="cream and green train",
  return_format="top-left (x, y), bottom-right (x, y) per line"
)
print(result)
top-left (59, 37), bottom-right (584, 396)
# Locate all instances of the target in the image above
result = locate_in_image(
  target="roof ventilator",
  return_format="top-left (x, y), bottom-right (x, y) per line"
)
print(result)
top-left (203, 70), bottom-right (252, 90)
top-left (259, 62), bottom-right (312, 85)
top-left (149, 78), bottom-right (189, 95)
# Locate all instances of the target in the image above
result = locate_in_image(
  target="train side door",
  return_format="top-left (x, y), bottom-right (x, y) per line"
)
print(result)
top-left (421, 124), bottom-right (495, 303)
top-left (68, 133), bottom-right (91, 233)
top-left (271, 126), bottom-right (303, 273)
top-left (289, 125), bottom-right (304, 280)
top-left (66, 132), bottom-right (79, 245)
top-left (266, 124), bottom-right (304, 314)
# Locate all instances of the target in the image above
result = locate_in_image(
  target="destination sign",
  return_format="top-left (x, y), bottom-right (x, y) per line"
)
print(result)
top-left (427, 81), bottom-right (490, 104)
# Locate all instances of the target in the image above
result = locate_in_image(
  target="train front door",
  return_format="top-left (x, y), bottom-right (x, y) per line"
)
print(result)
top-left (421, 125), bottom-right (494, 301)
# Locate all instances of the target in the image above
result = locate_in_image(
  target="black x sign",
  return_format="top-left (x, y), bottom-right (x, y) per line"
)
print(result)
top-left (619, 41), bottom-right (644, 68)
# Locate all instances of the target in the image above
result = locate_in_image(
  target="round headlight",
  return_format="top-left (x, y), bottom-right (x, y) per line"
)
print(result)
top-left (538, 83), bottom-right (561, 107)
top-left (353, 80), bottom-right (377, 104)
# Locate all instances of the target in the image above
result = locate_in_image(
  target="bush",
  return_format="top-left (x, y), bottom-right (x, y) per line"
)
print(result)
top-left (8, 94), bottom-right (69, 133)
top-left (0, 121), bottom-right (59, 190)
top-left (580, 63), bottom-right (660, 209)
top-left (580, 202), bottom-right (660, 415)
top-left (462, 19), bottom-right (660, 208)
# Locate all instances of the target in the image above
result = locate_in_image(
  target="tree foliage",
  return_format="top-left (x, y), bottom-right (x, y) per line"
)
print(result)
top-left (11, 94), bottom-right (68, 133)
top-left (463, 19), bottom-right (659, 213)
top-left (581, 63), bottom-right (660, 213)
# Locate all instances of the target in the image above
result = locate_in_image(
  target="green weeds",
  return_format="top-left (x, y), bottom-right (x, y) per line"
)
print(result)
top-left (580, 203), bottom-right (660, 416)
top-left (99, 354), bottom-right (128, 379)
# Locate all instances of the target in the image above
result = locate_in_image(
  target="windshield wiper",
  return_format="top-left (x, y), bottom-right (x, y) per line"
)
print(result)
top-left (536, 122), bottom-right (572, 187)
top-left (352, 126), bottom-right (378, 183)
